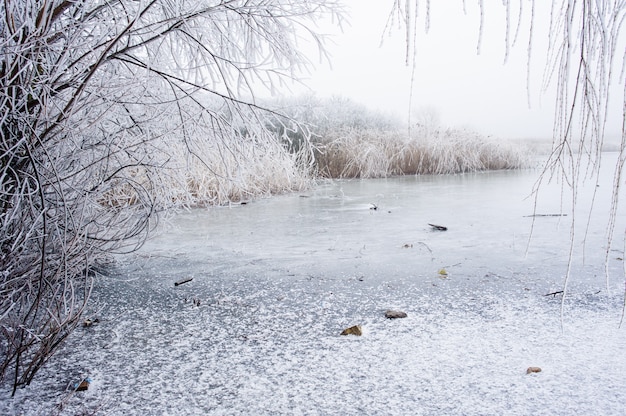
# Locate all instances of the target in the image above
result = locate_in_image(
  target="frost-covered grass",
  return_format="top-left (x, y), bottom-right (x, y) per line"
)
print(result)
top-left (162, 134), bottom-right (312, 206)
top-left (95, 127), bottom-right (314, 209)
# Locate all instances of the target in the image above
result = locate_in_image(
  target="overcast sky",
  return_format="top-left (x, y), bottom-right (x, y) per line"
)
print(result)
top-left (295, 0), bottom-right (623, 141)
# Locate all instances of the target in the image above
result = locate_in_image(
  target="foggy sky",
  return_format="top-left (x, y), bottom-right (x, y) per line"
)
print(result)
top-left (296, 1), bottom-right (624, 141)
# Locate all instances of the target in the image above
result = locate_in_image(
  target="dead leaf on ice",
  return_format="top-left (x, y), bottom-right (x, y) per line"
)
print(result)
top-left (526, 367), bottom-right (542, 374)
top-left (340, 325), bottom-right (362, 336)
top-left (74, 377), bottom-right (91, 391)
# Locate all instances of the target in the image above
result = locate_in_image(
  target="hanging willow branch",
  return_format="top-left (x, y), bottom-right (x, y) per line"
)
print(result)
top-left (390, 1), bottom-right (626, 310)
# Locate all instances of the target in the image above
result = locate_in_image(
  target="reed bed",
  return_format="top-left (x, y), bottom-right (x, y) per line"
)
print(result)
top-left (97, 96), bottom-right (533, 209)
top-left (313, 125), bottom-right (531, 179)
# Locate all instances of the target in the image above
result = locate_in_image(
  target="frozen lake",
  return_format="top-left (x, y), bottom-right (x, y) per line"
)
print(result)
top-left (3, 154), bottom-right (626, 415)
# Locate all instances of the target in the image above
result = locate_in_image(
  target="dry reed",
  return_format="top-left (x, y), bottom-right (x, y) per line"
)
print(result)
top-left (313, 125), bottom-right (531, 179)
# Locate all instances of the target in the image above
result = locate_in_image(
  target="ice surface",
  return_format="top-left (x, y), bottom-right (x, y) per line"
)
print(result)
top-left (2, 155), bottom-right (626, 415)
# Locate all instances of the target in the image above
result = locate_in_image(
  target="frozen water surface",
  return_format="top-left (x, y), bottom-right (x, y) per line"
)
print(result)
top-left (3, 154), bottom-right (626, 415)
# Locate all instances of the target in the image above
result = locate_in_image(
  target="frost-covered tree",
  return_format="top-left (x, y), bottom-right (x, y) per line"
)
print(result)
top-left (0, 0), bottom-right (341, 393)
top-left (390, 0), bottom-right (626, 308)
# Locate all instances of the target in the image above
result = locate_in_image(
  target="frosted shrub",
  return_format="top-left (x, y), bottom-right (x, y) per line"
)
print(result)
top-left (0, 0), bottom-right (340, 393)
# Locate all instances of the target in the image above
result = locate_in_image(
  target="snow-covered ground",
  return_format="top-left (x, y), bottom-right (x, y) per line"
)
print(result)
top-left (3, 156), bottom-right (626, 415)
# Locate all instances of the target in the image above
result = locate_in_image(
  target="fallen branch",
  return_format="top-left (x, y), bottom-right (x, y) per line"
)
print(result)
top-left (544, 290), bottom-right (564, 297)
top-left (174, 277), bottom-right (193, 287)
top-left (524, 214), bottom-right (568, 217)
top-left (428, 223), bottom-right (447, 231)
